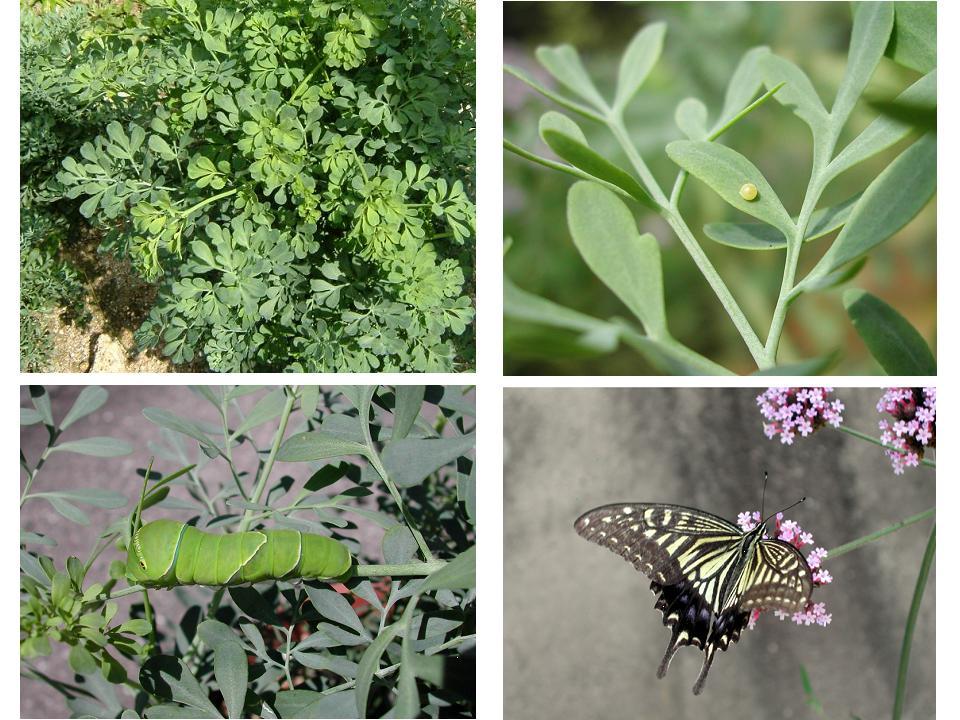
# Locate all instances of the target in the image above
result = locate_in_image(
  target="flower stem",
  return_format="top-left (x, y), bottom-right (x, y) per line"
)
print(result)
top-left (826, 508), bottom-right (934, 560)
top-left (892, 524), bottom-right (935, 720)
top-left (836, 426), bottom-right (936, 468)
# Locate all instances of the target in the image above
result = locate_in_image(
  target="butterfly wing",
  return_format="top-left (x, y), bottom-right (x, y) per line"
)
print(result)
top-left (574, 503), bottom-right (743, 587)
top-left (575, 503), bottom-right (748, 689)
top-left (735, 538), bottom-right (813, 613)
top-left (692, 537), bottom-right (814, 694)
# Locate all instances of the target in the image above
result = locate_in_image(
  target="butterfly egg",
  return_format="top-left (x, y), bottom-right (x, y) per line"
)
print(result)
top-left (739, 183), bottom-right (758, 201)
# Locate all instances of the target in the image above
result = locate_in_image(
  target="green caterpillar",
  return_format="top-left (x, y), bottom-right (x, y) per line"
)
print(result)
top-left (126, 519), bottom-right (352, 588)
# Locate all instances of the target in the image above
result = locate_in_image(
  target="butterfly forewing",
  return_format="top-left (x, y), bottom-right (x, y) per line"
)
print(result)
top-left (574, 503), bottom-right (743, 589)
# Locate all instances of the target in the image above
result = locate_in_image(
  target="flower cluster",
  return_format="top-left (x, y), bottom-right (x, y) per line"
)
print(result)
top-left (757, 388), bottom-right (845, 445)
top-left (737, 510), bottom-right (832, 629)
top-left (877, 388), bottom-right (937, 475)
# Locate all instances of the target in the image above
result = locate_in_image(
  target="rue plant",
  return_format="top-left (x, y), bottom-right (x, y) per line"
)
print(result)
top-left (21, 385), bottom-right (476, 718)
top-left (504, 2), bottom-right (934, 375)
top-left (23, 0), bottom-right (475, 372)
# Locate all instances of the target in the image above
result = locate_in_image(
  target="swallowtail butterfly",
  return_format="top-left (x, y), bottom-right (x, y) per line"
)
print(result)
top-left (574, 497), bottom-right (812, 694)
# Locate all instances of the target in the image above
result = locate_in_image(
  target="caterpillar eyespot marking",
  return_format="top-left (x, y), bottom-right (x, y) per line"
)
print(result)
top-left (739, 183), bottom-right (758, 201)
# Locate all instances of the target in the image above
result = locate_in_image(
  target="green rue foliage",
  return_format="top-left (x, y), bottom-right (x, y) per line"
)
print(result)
top-left (23, 0), bottom-right (476, 372)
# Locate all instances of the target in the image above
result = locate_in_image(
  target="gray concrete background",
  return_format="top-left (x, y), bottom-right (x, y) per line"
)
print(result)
top-left (504, 387), bottom-right (935, 719)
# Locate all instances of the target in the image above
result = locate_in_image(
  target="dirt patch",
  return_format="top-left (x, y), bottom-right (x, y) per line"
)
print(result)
top-left (44, 230), bottom-right (202, 373)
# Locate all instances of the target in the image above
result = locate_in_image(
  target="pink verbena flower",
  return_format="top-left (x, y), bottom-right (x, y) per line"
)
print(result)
top-left (738, 509), bottom-right (831, 631)
top-left (757, 388), bottom-right (844, 444)
top-left (876, 387), bottom-right (936, 475)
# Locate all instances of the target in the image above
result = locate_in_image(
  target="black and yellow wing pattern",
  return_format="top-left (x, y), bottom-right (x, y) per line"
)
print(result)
top-left (574, 503), bottom-right (812, 694)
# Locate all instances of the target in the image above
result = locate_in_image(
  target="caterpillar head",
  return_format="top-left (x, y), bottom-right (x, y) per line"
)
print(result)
top-left (125, 519), bottom-right (184, 587)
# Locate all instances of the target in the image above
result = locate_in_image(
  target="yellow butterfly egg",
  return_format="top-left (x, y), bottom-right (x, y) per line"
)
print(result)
top-left (739, 183), bottom-right (758, 201)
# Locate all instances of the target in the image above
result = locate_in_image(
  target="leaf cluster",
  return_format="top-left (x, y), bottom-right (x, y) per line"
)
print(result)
top-left (504, 1), bottom-right (935, 375)
top-left (25, 0), bottom-right (476, 371)
top-left (21, 385), bottom-right (476, 718)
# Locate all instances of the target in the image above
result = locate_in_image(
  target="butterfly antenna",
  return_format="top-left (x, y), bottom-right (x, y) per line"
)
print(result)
top-left (762, 496), bottom-right (806, 526)
top-left (760, 470), bottom-right (769, 520)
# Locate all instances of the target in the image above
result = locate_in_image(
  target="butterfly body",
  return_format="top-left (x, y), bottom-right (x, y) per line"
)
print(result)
top-left (574, 503), bottom-right (812, 694)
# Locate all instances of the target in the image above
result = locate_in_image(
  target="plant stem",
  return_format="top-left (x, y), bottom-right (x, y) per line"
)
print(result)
top-left (836, 426), bottom-right (936, 468)
top-left (142, 588), bottom-right (157, 650)
top-left (180, 187), bottom-right (238, 218)
top-left (220, 395), bottom-right (248, 503)
top-left (826, 508), bottom-right (934, 559)
top-left (607, 118), bottom-right (668, 206)
top-left (282, 624), bottom-right (295, 690)
top-left (109, 584), bottom-right (146, 599)
top-left (892, 524), bottom-right (935, 720)
top-left (763, 181), bottom-right (818, 362)
top-left (503, 139), bottom-right (631, 199)
top-left (763, 121), bottom-right (842, 363)
top-left (20, 436), bottom-right (59, 506)
top-left (503, 64), bottom-right (606, 124)
top-left (358, 390), bottom-right (435, 563)
top-left (604, 113), bottom-right (766, 365)
top-left (290, 59), bottom-right (323, 102)
top-left (664, 212), bottom-right (767, 365)
top-left (353, 561), bottom-right (446, 578)
top-left (319, 634), bottom-right (475, 696)
top-left (364, 449), bottom-right (435, 563)
top-left (239, 388), bottom-right (297, 533)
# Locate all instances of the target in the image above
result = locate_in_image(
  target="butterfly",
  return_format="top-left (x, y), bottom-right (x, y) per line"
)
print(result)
top-left (574, 499), bottom-right (812, 694)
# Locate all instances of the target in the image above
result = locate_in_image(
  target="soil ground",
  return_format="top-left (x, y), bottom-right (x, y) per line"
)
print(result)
top-left (39, 230), bottom-right (200, 373)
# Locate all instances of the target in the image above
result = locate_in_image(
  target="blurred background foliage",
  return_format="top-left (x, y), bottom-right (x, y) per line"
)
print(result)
top-left (504, 1), bottom-right (935, 375)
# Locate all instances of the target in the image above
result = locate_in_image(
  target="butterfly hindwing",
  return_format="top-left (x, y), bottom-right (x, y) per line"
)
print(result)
top-left (737, 538), bottom-right (813, 613)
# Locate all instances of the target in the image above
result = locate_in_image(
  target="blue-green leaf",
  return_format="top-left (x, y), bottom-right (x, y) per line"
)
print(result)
top-left (275, 432), bottom-right (368, 462)
top-left (715, 46), bottom-right (770, 129)
top-left (885, 1), bottom-right (936, 73)
top-left (49, 437), bottom-right (133, 457)
top-left (759, 53), bottom-right (828, 137)
top-left (828, 70), bottom-right (935, 179)
top-left (539, 112), bottom-right (657, 210)
top-left (666, 140), bottom-right (795, 239)
top-left (704, 193), bottom-right (860, 251)
top-left (810, 134), bottom-right (935, 280)
top-left (832, 2), bottom-right (894, 122)
top-left (613, 23), bottom-right (665, 114)
top-left (844, 289), bottom-right (935, 374)
top-left (535, 44), bottom-right (607, 110)
top-left (504, 277), bottom-right (621, 355)
top-left (380, 433), bottom-right (475, 488)
top-left (675, 98), bottom-right (708, 140)
top-left (566, 182), bottom-right (668, 339)
top-left (60, 387), bottom-right (108, 430)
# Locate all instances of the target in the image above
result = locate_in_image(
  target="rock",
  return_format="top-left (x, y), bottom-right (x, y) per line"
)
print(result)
top-left (90, 334), bottom-right (128, 372)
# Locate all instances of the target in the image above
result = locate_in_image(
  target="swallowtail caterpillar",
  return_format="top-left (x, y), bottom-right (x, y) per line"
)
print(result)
top-left (126, 465), bottom-right (352, 588)
top-left (739, 182), bottom-right (758, 201)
